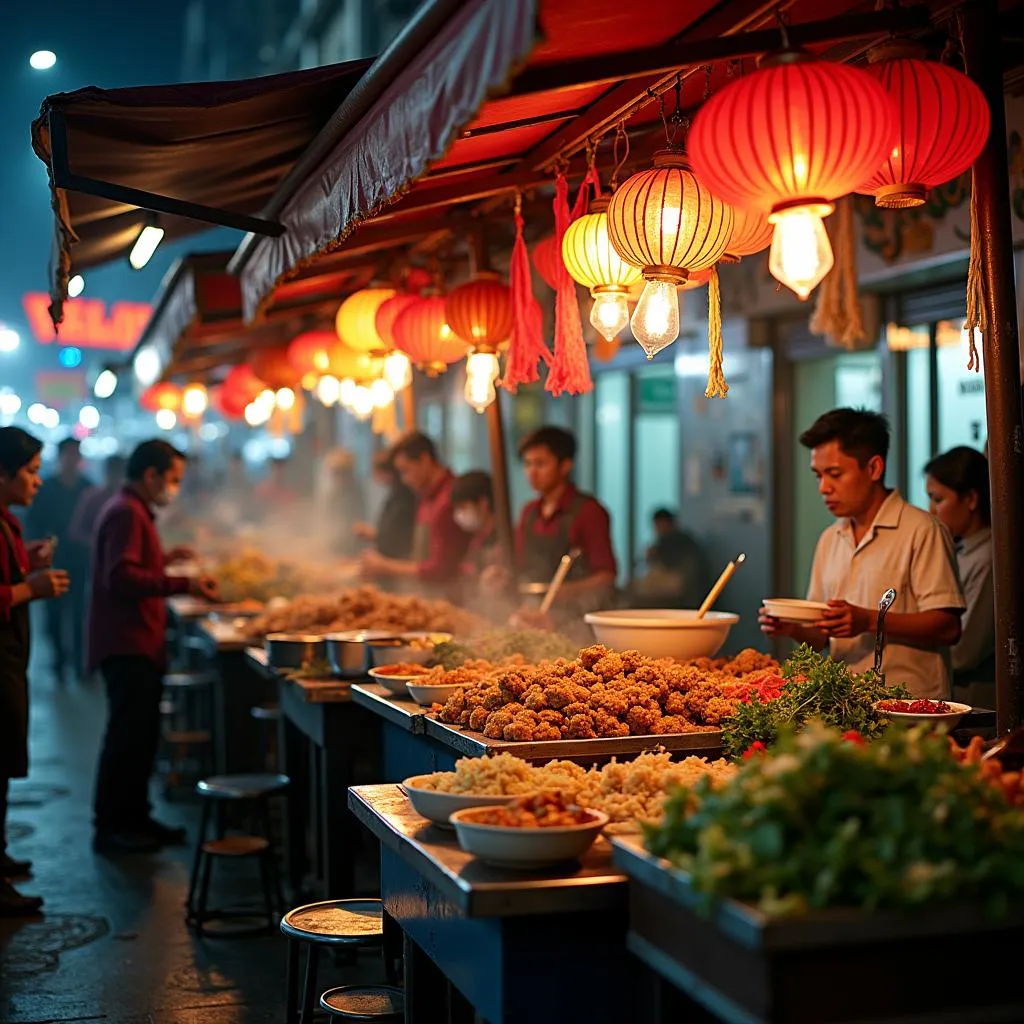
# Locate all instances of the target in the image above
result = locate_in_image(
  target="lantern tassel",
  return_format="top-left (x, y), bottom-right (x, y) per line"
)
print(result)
top-left (809, 198), bottom-right (865, 351)
top-left (502, 200), bottom-right (552, 393)
top-left (964, 168), bottom-right (986, 372)
top-left (705, 267), bottom-right (728, 399)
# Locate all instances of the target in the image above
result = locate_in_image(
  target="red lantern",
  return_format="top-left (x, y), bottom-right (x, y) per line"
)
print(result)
top-left (445, 272), bottom-right (513, 351)
top-left (531, 234), bottom-right (560, 291)
top-left (251, 346), bottom-right (299, 390)
top-left (679, 268), bottom-right (713, 292)
top-left (374, 294), bottom-right (419, 350)
top-left (212, 386), bottom-right (246, 420)
top-left (287, 330), bottom-right (336, 376)
top-left (139, 382), bottom-right (181, 413)
top-left (858, 44), bottom-right (990, 208)
top-left (392, 296), bottom-right (468, 375)
top-left (221, 363), bottom-right (265, 406)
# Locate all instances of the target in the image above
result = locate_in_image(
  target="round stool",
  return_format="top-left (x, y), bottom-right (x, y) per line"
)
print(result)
top-left (186, 773), bottom-right (289, 937)
top-left (320, 985), bottom-right (404, 1021)
top-left (281, 899), bottom-right (384, 1024)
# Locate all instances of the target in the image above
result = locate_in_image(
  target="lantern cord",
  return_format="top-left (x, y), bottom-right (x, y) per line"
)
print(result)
top-left (703, 65), bottom-right (712, 101)
top-left (964, 168), bottom-right (986, 372)
top-left (705, 267), bottom-right (728, 399)
top-left (610, 121), bottom-right (630, 192)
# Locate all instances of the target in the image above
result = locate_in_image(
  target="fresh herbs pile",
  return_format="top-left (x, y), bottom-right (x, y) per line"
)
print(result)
top-left (721, 645), bottom-right (909, 759)
top-left (645, 722), bottom-right (1024, 917)
top-left (431, 629), bottom-right (578, 670)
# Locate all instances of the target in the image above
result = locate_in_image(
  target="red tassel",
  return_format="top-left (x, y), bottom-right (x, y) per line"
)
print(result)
top-left (546, 168), bottom-right (599, 397)
top-left (502, 204), bottom-right (552, 393)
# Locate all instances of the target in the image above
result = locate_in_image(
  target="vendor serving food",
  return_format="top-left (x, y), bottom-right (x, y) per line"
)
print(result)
top-left (760, 408), bottom-right (964, 700)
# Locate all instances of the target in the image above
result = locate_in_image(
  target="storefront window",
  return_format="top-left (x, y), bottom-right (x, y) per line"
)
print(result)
top-left (936, 321), bottom-right (987, 452)
top-left (595, 372), bottom-right (631, 586)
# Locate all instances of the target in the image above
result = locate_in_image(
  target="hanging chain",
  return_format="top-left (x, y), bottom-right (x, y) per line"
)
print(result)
top-left (775, 5), bottom-right (791, 49)
top-left (610, 121), bottom-right (630, 192)
top-left (513, 190), bottom-right (522, 217)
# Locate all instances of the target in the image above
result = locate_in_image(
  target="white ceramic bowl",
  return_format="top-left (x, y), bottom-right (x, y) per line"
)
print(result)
top-left (400, 776), bottom-right (520, 828)
top-left (367, 666), bottom-right (431, 697)
top-left (762, 598), bottom-right (831, 623)
top-left (450, 806), bottom-right (609, 869)
top-left (584, 609), bottom-right (738, 660)
top-left (873, 700), bottom-right (972, 731)
top-left (367, 632), bottom-right (453, 667)
top-left (405, 681), bottom-right (463, 707)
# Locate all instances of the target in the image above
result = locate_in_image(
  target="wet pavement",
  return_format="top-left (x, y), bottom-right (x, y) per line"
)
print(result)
top-left (1, 631), bottom-right (383, 1024)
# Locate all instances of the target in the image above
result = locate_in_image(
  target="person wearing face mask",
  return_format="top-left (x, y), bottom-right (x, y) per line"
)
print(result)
top-left (924, 446), bottom-right (994, 703)
top-left (451, 471), bottom-right (499, 578)
top-left (88, 440), bottom-right (218, 854)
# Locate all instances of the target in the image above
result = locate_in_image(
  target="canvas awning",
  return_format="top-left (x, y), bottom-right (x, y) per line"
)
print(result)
top-left (32, 58), bottom-right (371, 326)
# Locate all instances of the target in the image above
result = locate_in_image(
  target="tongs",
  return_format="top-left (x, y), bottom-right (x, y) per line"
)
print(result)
top-left (873, 587), bottom-right (897, 683)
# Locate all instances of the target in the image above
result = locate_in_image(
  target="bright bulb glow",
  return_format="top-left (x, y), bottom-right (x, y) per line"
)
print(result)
top-left (182, 384), bottom-right (208, 418)
top-left (275, 387), bottom-right (296, 411)
top-left (316, 375), bottom-right (340, 407)
top-left (155, 408), bottom-right (177, 431)
top-left (369, 378), bottom-right (395, 409)
top-left (339, 378), bottom-right (358, 408)
top-left (256, 389), bottom-right (276, 413)
top-left (133, 346), bottom-right (162, 386)
top-left (660, 203), bottom-right (683, 238)
top-left (768, 208), bottom-right (834, 300)
top-left (27, 403), bottom-right (47, 425)
top-left (350, 385), bottom-right (374, 421)
top-left (94, 369), bottom-right (117, 399)
top-left (78, 405), bottom-right (100, 430)
top-left (300, 372), bottom-right (318, 391)
top-left (128, 224), bottom-right (165, 270)
top-left (630, 279), bottom-right (680, 359)
top-left (67, 274), bottom-right (85, 298)
top-left (383, 351), bottom-right (412, 392)
top-left (244, 402), bottom-right (271, 427)
top-left (464, 351), bottom-right (500, 414)
top-left (0, 327), bottom-right (20, 353)
top-left (0, 391), bottom-right (22, 417)
top-left (589, 290), bottom-right (630, 342)
top-left (41, 408), bottom-right (60, 430)
top-left (30, 50), bottom-right (57, 70)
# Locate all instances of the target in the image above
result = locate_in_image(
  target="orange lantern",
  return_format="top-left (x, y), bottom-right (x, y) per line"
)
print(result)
top-left (251, 346), bottom-right (299, 391)
top-left (335, 287), bottom-right (396, 352)
top-left (374, 294), bottom-right (419, 350)
top-left (139, 382), bottom-right (181, 413)
top-left (223, 364), bottom-right (265, 405)
top-left (444, 272), bottom-right (513, 351)
top-left (326, 340), bottom-right (382, 382)
top-left (392, 295), bottom-right (468, 375)
top-left (287, 330), bottom-right (336, 376)
top-left (679, 268), bottom-right (713, 292)
top-left (858, 43), bottom-right (990, 208)
top-left (213, 386), bottom-right (247, 420)
top-left (531, 234), bottom-right (560, 290)
top-left (723, 207), bottom-right (774, 261)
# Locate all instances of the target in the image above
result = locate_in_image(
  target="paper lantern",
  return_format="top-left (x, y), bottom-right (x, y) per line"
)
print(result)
top-left (222, 364), bottom-right (265, 405)
top-left (690, 51), bottom-right (896, 299)
top-left (214, 386), bottom-right (247, 420)
top-left (607, 151), bottom-right (734, 356)
top-left (723, 207), bottom-right (774, 261)
top-left (858, 44), bottom-right (990, 208)
top-left (562, 198), bottom-right (644, 342)
top-left (251, 346), bottom-right (299, 390)
top-left (335, 287), bottom-right (396, 352)
top-left (445, 272), bottom-right (513, 351)
top-left (139, 382), bottom-right (180, 413)
top-left (392, 295), bottom-right (468, 375)
top-left (531, 234), bottom-right (561, 290)
top-left (288, 330), bottom-right (336, 375)
top-left (375, 294), bottom-right (419, 351)
top-left (679, 268), bottom-right (713, 292)
top-left (327, 341), bottom-right (382, 383)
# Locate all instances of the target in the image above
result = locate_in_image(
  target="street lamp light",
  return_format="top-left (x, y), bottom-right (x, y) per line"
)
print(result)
top-left (29, 50), bottom-right (57, 70)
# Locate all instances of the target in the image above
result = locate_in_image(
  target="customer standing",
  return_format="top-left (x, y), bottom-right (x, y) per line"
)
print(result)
top-left (26, 437), bottom-right (92, 681)
top-left (354, 449), bottom-right (417, 560)
top-left (0, 427), bottom-right (70, 916)
top-left (925, 446), bottom-right (994, 702)
top-left (89, 440), bottom-right (218, 854)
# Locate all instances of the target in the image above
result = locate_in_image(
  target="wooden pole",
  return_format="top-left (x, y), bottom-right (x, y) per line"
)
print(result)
top-left (486, 390), bottom-right (514, 567)
top-left (962, 0), bottom-right (1024, 733)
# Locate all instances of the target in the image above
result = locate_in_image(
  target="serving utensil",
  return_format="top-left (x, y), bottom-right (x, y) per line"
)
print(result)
top-left (873, 587), bottom-right (897, 683)
top-left (539, 548), bottom-right (582, 616)
top-left (697, 553), bottom-right (745, 619)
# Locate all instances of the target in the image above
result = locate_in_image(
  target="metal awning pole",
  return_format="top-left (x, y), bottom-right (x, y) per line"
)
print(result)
top-left (961, 0), bottom-right (1024, 733)
top-left (486, 392), bottom-right (514, 567)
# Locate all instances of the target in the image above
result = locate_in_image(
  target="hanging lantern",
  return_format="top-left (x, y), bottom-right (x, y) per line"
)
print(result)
top-left (562, 197), bottom-right (644, 342)
top-left (607, 150), bottom-right (734, 357)
top-left (392, 295), bottom-right (468, 375)
top-left (531, 234), bottom-right (561, 290)
top-left (181, 383), bottom-right (208, 419)
top-left (858, 43), bottom-right (990, 208)
top-left (222, 364), bottom-right (265, 406)
top-left (690, 51), bottom-right (896, 300)
top-left (288, 330), bottom-right (336, 376)
top-left (139, 382), bottom-right (181, 413)
top-left (679, 268), bottom-right (713, 292)
top-left (723, 207), bottom-right (774, 261)
top-left (445, 272), bottom-right (513, 350)
top-left (215, 385), bottom-right (248, 420)
top-left (375, 293), bottom-right (418, 392)
top-left (335, 287), bottom-right (396, 352)
top-left (251, 346), bottom-right (299, 390)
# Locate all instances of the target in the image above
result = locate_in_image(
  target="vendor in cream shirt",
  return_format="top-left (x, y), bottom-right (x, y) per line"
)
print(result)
top-left (761, 408), bottom-right (965, 699)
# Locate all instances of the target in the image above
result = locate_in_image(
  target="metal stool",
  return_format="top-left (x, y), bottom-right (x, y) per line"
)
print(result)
top-left (250, 703), bottom-right (281, 772)
top-left (162, 672), bottom-right (216, 792)
top-left (320, 985), bottom-right (404, 1021)
top-left (281, 899), bottom-right (385, 1024)
top-left (186, 773), bottom-right (289, 937)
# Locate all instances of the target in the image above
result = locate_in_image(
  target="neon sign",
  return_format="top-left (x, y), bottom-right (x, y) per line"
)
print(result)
top-left (22, 293), bottom-right (152, 351)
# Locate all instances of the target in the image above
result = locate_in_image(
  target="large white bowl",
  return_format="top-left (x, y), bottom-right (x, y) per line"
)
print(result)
top-left (367, 632), bottom-right (453, 667)
top-left (400, 776), bottom-right (519, 828)
top-left (873, 700), bottom-right (972, 731)
top-left (405, 681), bottom-right (463, 707)
top-left (450, 806), bottom-right (609, 869)
top-left (367, 666), bottom-right (431, 697)
top-left (584, 609), bottom-right (739, 660)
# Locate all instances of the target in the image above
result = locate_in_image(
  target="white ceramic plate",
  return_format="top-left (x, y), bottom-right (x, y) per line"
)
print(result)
top-left (450, 806), bottom-right (609, 869)
top-left (584, 609), bottom-right (738, 660)
top-left (405, 682), bottom-right (462, 707)
top-left (367, 667), bottom-right (431, 697)
top-left (400, 776), bottom-right (519, 829)
top-left (873, 700), bottom-right (971, 730)
top-left (762, 599), bottom-right (831, 623)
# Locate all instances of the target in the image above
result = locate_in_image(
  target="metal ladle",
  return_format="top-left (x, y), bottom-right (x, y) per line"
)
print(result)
top-left (873, 587), bottom-right (897, 683)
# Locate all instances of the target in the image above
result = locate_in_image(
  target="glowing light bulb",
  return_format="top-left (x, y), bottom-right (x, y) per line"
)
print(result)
top-left (369, 378), bottom-right (394, 409)
top-left (383, 351), bottom-right (412, 392)
top-left (464, 351), bottom-right (500, 413)
top-left (244, 402), bottom-right (265, 427)
top-left (351, 385), bottom-right (374, 420)
top-left (67, 274), bottom-right (85, 298)
top-left (768, 207), bottom-right (834, 300)
top-left (0, 391), bottom-right (22, 416)
top-left (133, 346), bottom-right (162, 386)
top-left (589, 289), bottom-right (630, 342)
top-left (339, 378), bottom-right (358, 408)
top-left (275, 387), bottom-right (296, 411)
top-left (316, 375), bottom-right (340, 407)
top-left (155, 408), bottom-right (177, 431)
top-left (94, 369), bottom-right (117, 399)
top-left (128, 224), bottom-right (164, 270)
top-left (78, 405), bottom-right (100, 430)
top-left (300, 372), bottom-right (318, 391)
top-left (182, 384), bottom-right (208, 418)
top-left (660, 204), bottom-right (682, 239)
top-left (630, 278), bottom-right (680, 359)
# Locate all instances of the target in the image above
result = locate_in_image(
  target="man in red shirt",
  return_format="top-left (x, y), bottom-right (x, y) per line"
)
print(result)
top-left (360, 432), bottom-right (469, 595)
top-left (89, 440), bottom-right (218, 854)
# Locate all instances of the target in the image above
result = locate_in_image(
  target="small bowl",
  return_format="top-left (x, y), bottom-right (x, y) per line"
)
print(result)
top-left (367, 666), bottom-right (431, 697)
top-left (584, 609), bottom-right (738, 660)
top-left (450, 806), bottom-right (609, 869)
top-left (367, 632), bottom-right (453, 667)
top-left (405, 681), bottom-right (463, 707)
top-left (762, 598), bottom-right (831, 623)
top-left (873, 700), bottom-right (972, 731)
top-left (400, 775), bottom-right (520, 828)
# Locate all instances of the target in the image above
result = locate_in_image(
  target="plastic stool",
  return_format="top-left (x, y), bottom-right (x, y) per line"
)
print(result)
top-left (320, 984), bottom-right (404, 1020)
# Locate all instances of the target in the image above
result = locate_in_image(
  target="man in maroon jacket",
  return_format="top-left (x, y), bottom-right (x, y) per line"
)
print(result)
top-left (89, 440), bottom-right (218, 854)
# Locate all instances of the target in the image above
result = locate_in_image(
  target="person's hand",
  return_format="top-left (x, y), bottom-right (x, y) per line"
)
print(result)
top-left (28, 569), bottom-right (70, 600)
top-left (815, 600), bottom-right (872, 639)
top-left (360, 549), bottom-right (385, 577)
top-left (27, 539), bottom-right (55, 569)
top-left (188, 575), bottom-right (220, 602)
top-left (166, 545), bottom-right (198, 564)
top-left (353, 522), bottom-right (376, 542)
top-left (480, 565), bottom-right (512, 593)
top-left (759, 608), bottom-right (799, 638)
top-left (509, 608), bottom-right (554, 632)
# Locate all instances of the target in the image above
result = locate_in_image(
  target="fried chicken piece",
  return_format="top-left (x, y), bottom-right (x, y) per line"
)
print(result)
top-left (482, 710), bottom-right (515, 739)
top-left (632, 665), bottom-right (660, 684)
top-left (438, 689), bottom-right (467, 723)
top-left (699, 696), bottom-right (737, 726)
top-left (579, 645), bottom-right (612, 670)
top-left (593, 709), bottom-right (630, 738)
top-left (566, 713), bottom-right (597, 739)
top-left (591, 690), bottom-right (630, 718)
top-left (626, 705), bottom-right (659, 735)
top-left (562, 701), bottom-right (591, 719)
top-left (533, 723), bottom-right (562, 741)
top-left (651, 715), bottom-right (693, 734)
top-left (664, 691), bottom-right (689, 717)
top-left (724, 649), bottom-right (778, 676)
top-left (681, 683), bottom-right (719, 719)
top-left (544, 683), bottom-right (581, 710)
top-left (620, 650), bottom-right (646, 675)
top-left (483, 687), bottom-right (509, 711)
top-left (523, 686), bottom-right (549, 711)
top-left (497, 670), bottom-right (532, 699)
top-left (537, 709), bottom-right (565, 727)
top-left (458, 710), bottom-right (473, 727)
top-left (592, 652), bottom-right (625, 680)
top-left (468, 706), bottom-right (490, 732)
top-left (503, 718), bottom-right (539, 742)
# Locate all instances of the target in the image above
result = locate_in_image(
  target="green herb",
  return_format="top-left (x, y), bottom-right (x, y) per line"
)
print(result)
top-left (431, 629), bottom-right (578, 669)
top-left (721, 645), bottom-right (910, 760)
top-left (645, 722), bottom-right (1024, 917)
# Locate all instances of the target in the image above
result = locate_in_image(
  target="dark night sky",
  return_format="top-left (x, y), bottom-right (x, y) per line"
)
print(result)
top-left (0, 0), bottom-right (237, 395)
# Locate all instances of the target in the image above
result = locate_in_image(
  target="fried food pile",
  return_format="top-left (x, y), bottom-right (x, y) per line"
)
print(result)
top-left (216, 550), bottom-right (348, 604)
top-left (435, 645), bottom-right (777, 741)
top-left (951, 735), bottom-right (1024, 808)
top-left (244, 586), bottom-right (487, 639)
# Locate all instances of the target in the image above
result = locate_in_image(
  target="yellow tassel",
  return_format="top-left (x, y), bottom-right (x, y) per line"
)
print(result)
top-left (964, 169), bottom-right (986, 372)
top-left (810, 198), bottom-right (865, 350)
top-left (705, 266), bottom-right (728, 399)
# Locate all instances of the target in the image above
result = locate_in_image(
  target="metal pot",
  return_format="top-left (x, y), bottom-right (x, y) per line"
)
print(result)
top-left (265, 633), bottom-right (326, 669)
top-left (324, 630), bottom-right (394, 678)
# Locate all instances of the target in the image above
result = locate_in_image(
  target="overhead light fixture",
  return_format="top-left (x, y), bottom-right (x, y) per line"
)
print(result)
top-left (94, 369), bottom-right (118, 399)
top-left (67, 274), bottom-right (85, 298)
top-left (29, 50), bottom-right (57, 70)
top-left (78, 405), bottom-right (100, 430)
top-left (129, 221), bottom-right (165, 270)
top-left (133, 345), bottom-right (163, 386)
top-left (0, 327), bottom-right (20, 354)
top-left (155, 408), bottom-right (177, 431)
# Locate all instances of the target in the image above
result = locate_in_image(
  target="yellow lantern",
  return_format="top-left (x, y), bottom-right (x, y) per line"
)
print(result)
top-left (181, 383), bottom-right (208, 419)
top-left (334, 287), bottom-right (396, 353)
